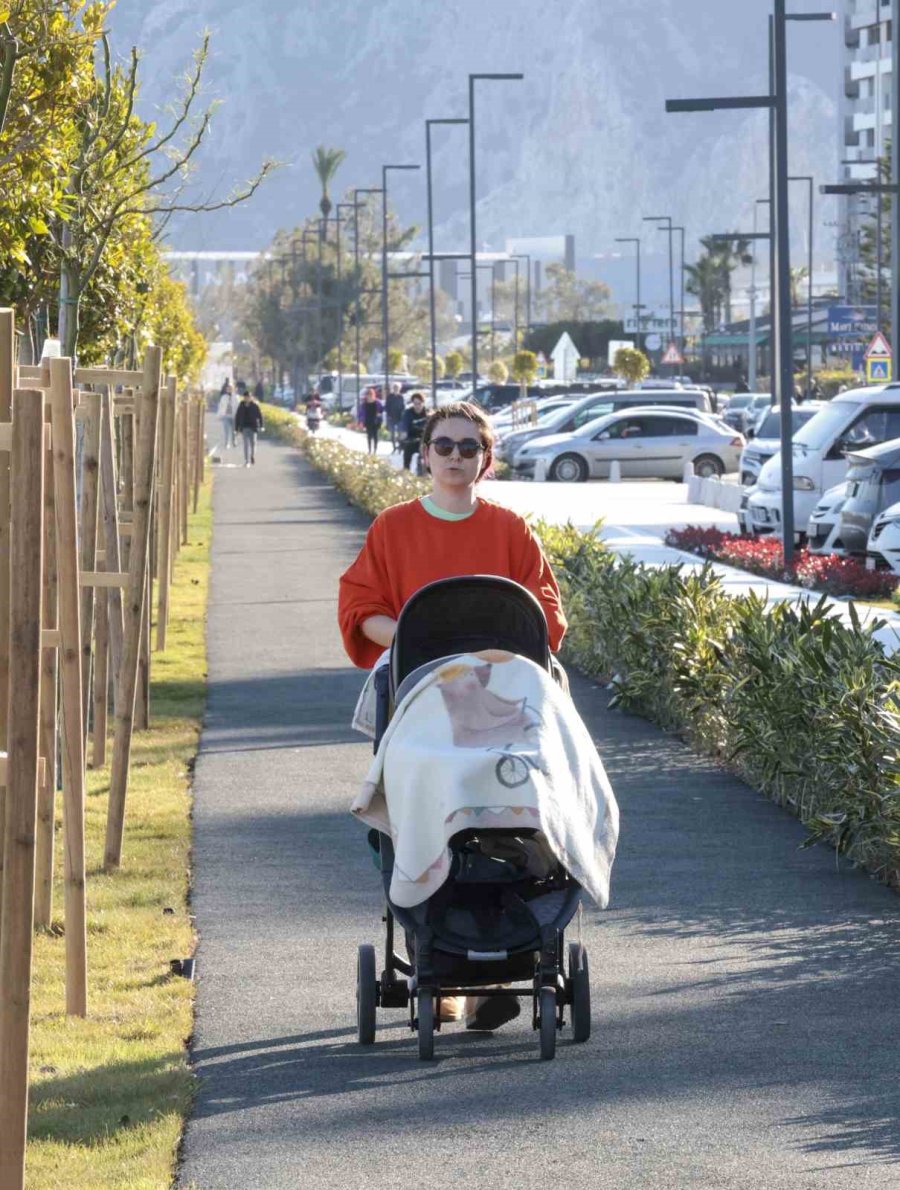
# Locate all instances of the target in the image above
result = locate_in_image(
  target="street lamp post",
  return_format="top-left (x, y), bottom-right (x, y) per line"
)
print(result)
top-left (893, 0), bottom-right (900, 360)
top-left (335, 202), bottom-right (355, 409)
top-left (426, 117), bottom-right (468, 407)
top-left (382, 163), bottom-right (420, 403)
top-left (468, 73), bottom-right (524, 387)
top-left (788, 176), bottom-right (814, 397)
top-left (673, 226), bottom-right (686, 358)
top-left (644, 215), bottom-right (675, 368)
top-left (614, 237), bottom-right (642, 349)
top-left (512, 253), bottom-right (532, 346)
top-left (665, 5), bottom-right (835, 565)
top-left (353, 187), bottom-right (382, 411)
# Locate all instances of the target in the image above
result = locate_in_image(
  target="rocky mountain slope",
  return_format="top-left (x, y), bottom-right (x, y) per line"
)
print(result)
top-left (108, 0), bottom-right (838, 264)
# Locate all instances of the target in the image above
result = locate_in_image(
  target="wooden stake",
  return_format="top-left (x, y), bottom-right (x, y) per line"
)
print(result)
top-left (34, 425), bottom-right (58, 931)
top-left (0, 388), bottom-right (44, 1190)
top-left (91, 587), bottom-right (108, 769)
top-left (0, 310), bottom-right (13, 938)
top-left (98, 389), bottom-right (124, 691)
top-left (155, 378), bottom-right (176, 651)
top-left (179, 398), bottom-right (189, 547)
top-left (105, 347), bottom-right (161, 871)
top-left (48, 358), bottom-right (88, 1017)
top-left (77, 392), bottom-right (102, 741)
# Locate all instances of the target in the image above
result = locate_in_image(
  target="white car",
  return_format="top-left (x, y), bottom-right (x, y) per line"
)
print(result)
top-left (806, 483), bottom-right (850, 556)
top-left (746, 383), bottom-right (900, 541)
top-left (867, 500), bottom-right (900, 575)
top-left (514, 406), bottom-right (743, 482)
top-left (491, 396), bottom-right (578, 437)
top-left (739, 403), bottom-right (825, 486)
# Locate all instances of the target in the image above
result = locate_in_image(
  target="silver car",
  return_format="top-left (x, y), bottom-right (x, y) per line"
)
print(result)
top-left (514, 407), bottom-right (744, 482)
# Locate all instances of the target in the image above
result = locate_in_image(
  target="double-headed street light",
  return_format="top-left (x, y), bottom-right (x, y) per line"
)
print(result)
top-left (614, 237), bottom-right (642, 349)
top-left (665, 3), bottom-right (835, 564)
top-left (426, 117), bottom-right (469, 406)
top-left (468, 73), bottom-right (524, 386)
top-left (382, 163), bottom-right (420, 401)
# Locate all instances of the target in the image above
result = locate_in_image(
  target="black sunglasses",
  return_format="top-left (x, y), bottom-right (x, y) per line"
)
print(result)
top-left (427, 436), bottom-right (485, 459)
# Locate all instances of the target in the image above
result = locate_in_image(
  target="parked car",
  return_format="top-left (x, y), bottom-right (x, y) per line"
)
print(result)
top-left (500, 388), bottom-right (714, 464)
top-left (513, 407), bottom-right (743, 482)
top-left (830, 439), bottom-right (900, 556)
top-left (739, 403), bottom-right (825, 485)
top-left (867, 500), bottom-right (900, 575)
top-left (805, 483), bottom-right (851, 555)
top-left (746, 383), bottom-right (900, 541)
top-left (741, 393), bottom-right (774, 434)
top-left (491, 396), bottom-right (578, 434)
top-left (722, 394), bottom-right (755, 430)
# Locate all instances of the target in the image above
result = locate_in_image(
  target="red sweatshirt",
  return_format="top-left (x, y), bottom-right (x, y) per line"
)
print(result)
top-left (338, 497), bottom-right (567, 668)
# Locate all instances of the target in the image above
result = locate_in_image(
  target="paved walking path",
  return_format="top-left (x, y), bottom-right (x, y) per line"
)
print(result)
top-left (179, 427), bottom-right (900, 1189)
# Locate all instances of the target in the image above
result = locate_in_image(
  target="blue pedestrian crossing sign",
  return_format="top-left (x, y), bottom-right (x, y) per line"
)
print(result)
top-left (867, 356), bottom-right (892, 383)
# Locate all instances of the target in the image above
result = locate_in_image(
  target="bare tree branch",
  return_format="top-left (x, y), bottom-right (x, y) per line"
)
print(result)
top-left (118, 33), bottom-right (210, 174)
top-left (83, 45), bottom-right (139, 172)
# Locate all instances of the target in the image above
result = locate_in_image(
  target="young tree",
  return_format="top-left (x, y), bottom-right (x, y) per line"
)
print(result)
top-left (537, 263), bottom-right (612, 322)
top-left (55, 32), bottom-right (275, 356)
top-left (487, 359), bottom-right (508, 383)
top-left (511, 349), bottom-right (538, 397)
top-left (443, 349), bottom-right (464, 380)
top-left (613, 346), bottom-right (650, 386)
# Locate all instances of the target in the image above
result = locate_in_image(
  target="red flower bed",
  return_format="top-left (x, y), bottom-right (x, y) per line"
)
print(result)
top-left (665, 526), bottom-right (900, 601)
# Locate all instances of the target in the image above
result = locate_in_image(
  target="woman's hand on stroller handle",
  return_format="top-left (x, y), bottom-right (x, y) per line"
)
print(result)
top-left (362, 614), bottom-right (397, 648)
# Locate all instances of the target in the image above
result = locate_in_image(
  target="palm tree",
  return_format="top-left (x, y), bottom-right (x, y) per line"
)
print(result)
top-left (312, 145), bottom-right (346, 223)
top-left (685, 255), bottom-right (725, 333)
top-left (701, 234), bottom-right (752, 324)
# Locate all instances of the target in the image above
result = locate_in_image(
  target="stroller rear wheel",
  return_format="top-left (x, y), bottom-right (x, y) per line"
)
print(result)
top-left (357, 944), bottom-right (377, 1045)
top-left (417, 989), bottom-right (435, 1060)
top-left (568, 942), bottom-right (591, 1043)
top-left (538, 987), bottom-right (557, 1060)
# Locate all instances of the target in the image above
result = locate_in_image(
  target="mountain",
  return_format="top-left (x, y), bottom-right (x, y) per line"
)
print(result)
top-left (107, 0), bottom-right (839, 273)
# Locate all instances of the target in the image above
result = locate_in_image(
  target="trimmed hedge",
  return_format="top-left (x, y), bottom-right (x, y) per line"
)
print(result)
top-left (281, 420), bottom-right (900, 888)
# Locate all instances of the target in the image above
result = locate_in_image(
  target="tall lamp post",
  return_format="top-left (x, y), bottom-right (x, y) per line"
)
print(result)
top-left (665, 4), bottom-right (835, 565)
top-left (788, 176), bottom-right (814, 397)
top-left (382, 163), bottom-right (420, 402)
top-left (426, 117), bottom-right (469, 406)
top-left (468, 72), bottom-right (524, 386)
top-left (512, 253), bottom-right (532, 346)
top-left (644, 215), bottom-right (675, 365)
top-left (673, 225), bottom-right (686, 358)
top-left (614, 237), bottom-right (642, 349)
top-left (352, 187), bottom-right (382, 412)
top-left (335, 202), bottom-right (355, 408)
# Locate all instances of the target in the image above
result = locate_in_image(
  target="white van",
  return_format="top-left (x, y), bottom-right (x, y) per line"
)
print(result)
top-left (746, 384), bottom-right (900, 540)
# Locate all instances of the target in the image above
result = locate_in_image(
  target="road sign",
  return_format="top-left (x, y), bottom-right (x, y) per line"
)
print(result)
top-left (865, 331), bottom-right (892, 359)
top-left (645, 333), bottom-right (662, 351)
top-left (661, 342), bottom-right (684, 366)
top-left (607, 339), bottom-right (633, 366)
top-left (866, 357), bottom-right (892, 383)
top-left (827, 305), bottom-right (878, 338)
top-left (551, 332), bottom-right (580, 382)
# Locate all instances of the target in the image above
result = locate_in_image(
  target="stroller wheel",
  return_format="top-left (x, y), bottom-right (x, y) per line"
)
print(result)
top-left (357, 944), bottom-right (377, 1045)
top-left (538, 987), bottom-right (557, 1060)
top-left (568, 942), bottom-right (591, 1044)
top-left (417, 989), bottom-right (435, 1061)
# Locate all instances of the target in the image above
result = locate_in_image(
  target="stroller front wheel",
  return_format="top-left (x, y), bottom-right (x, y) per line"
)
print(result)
top-left (568, 942), bottom-right (591, 1044)
top-left (357, 944), bottom-right (377, 1045)
top-left (417, 989), bottom-right (435, 1060)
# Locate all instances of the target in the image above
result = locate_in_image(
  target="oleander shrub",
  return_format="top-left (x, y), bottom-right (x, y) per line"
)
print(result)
top-left (291, 430), bottom-right (900, 886)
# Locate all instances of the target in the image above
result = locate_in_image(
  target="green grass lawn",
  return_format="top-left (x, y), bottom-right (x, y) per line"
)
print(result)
top-left (25, 482), bottom-right (211, 1189)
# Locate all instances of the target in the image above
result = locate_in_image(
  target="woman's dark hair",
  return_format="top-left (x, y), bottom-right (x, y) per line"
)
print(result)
top-left (422, 401), bottom-right (494, 450)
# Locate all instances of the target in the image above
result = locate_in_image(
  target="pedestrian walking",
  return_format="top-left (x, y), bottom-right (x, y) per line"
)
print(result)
top-left (234, 390), bottom-right (265, 466)
top-left (217, 379), bottom-right (237, 450)
top-left (361, 387), bottom-right (384, 454)
top-left (254, 378), bottom-right (265, 401)
top-left (400, 391), bottom-right (428, 471)
top-left (385, 383), bottom-right (406, 450)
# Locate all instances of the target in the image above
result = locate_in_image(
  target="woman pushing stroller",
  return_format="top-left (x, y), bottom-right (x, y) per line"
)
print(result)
top-left (339, 401), bottom-right (568, 1032)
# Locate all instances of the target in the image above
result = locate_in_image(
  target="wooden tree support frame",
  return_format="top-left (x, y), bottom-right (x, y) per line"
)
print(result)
top-left (0, 389), bottom-right (45, 1189)
top-left (49, 357), bottom-right (88, 1018)
top-left (104, 346), bottom-right (161, 871)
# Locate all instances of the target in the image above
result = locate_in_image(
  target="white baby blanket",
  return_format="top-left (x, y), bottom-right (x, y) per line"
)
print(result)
top-left (350, 651), bottom-right (619, 909)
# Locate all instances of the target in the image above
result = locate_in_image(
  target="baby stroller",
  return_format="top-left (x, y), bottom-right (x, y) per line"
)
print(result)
top-left (356, 576), bottom-right (590, 1061)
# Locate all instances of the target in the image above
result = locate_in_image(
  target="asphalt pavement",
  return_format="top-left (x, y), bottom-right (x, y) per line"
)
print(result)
top-left (178, 426), bottom-right (900, 1189)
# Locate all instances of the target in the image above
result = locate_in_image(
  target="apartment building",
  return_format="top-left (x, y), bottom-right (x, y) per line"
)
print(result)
top-left (838, 0), bottom-right (894, 299)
